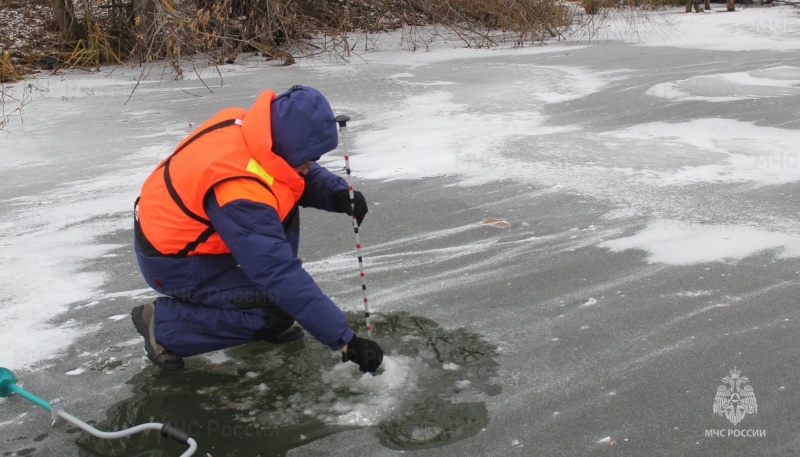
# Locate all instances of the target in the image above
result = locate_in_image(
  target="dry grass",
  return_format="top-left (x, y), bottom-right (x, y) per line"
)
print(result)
top-left (2, 0), bottom-right (674, 76)
top-left (0, 50), bottom-right (21, 83)
top-left (0, 0), bottom-right (675, 130)
top-left (0, 82), bottom-right (31, 131)
top-left (64, 27), bottom-right (124, 68)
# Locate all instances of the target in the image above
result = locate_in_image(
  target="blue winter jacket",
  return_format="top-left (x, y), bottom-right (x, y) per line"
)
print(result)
top-left (136, 86), bottom-right (354, 350)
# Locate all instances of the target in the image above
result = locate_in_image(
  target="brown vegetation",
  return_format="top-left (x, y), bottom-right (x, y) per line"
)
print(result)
top-left (0, 0), bottom-right (679, 84)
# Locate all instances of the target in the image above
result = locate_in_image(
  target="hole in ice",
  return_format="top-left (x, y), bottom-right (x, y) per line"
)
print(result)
top-left (76, 312), bottom-right (500, 455)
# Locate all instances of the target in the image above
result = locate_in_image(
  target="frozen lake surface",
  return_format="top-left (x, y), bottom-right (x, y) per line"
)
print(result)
top-left (1, 5), bottom-right (799, 456)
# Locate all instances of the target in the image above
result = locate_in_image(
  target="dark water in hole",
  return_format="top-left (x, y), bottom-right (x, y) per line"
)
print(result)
top-left (76, 313), bottom-right (501, 457)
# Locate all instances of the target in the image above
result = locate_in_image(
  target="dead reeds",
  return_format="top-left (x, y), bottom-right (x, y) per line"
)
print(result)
top-left (36, 0), bottom-right (668, 69)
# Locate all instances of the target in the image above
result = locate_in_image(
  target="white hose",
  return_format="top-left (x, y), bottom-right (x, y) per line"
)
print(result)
top-left (182, 438), bottom-right (198, 457)
top-left (56, 410), bottom-right (196, 456)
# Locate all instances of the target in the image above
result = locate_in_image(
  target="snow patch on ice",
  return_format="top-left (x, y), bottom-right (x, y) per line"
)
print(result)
top-left (200, 350), bottom-right (233, 365)
top-left (605, 118), bottom-right (800, 186)
top-left (342, 69), bottom-right (599, 181)
top-left (602, 219), bottom-right (800, 265)
top-left (66, 367), bottom-right (87, 375)
top-left (601, 207), bottom-right (641, 221)
top-left (647, 68), bottom-right (800, 103)
top-left (119, 337), bottom-right (143, 347)
top-left (632, 7), bottom-right (800, 52)
top-left (101, 288), bottom-right (158, 300)
top-left (389, 72), bottom-right (457, 87)
top-left (535, 67), bottom-right (629, 104)
top-left (0, 118), bottom-right (174, 369)
top-left (675, 290), bottom-right (717, 298)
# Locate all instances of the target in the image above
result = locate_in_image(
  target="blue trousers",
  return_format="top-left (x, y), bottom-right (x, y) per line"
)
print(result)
top-left (134, 242), bottom-right (300, 358)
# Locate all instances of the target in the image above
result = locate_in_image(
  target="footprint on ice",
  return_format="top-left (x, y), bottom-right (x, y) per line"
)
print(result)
top-left (78, 312), bottom-right (501, 455)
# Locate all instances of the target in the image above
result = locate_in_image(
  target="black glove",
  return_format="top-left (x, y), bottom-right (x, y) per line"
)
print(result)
top-left (333, 190), bottom-right (368, 226)
top-left (342, 335), bottom-right (383, 373)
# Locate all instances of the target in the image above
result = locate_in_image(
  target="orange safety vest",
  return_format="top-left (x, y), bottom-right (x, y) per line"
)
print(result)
top-left (135, 90), bottom-right (305, 257)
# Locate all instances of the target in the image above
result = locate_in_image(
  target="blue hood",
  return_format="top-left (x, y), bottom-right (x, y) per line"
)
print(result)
top-left (271, 86), bottom-right (339, 168)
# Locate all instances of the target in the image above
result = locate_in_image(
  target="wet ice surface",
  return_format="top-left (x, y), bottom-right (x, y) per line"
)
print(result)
top-left (2, 6), bottom-right (800, 457)
top-left (75, 313), bottom-right (500, 456)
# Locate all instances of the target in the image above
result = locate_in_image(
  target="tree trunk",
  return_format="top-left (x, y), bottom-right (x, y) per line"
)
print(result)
top-left (704, 0), bottom-right (711, 10)
top-left (727, 0), bottom-right (735, 11)
top-left (134, 0), bottom-right (157, 35)
top-left (50, 0), bottom-right (80, 40)
top-left (133, 0), bottom-right (158, 55)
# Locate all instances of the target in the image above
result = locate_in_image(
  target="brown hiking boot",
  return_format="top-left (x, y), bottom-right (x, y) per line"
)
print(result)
top-left (131, 302), bottom-right (184, 371)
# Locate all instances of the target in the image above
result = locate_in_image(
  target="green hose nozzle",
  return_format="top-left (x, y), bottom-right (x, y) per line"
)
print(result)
top-left (0, 367), bottom-right (16, 397)
top-left (1, 366), bottom-right (197, 455)
top-left (0, 367), bottom-right (52, 411)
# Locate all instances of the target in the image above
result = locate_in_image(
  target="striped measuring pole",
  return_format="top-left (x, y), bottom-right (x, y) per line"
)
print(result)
top-left (335, 114), bottom-right (373, 338)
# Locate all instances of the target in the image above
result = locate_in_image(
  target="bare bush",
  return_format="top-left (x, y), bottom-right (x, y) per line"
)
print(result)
top-left (41, 0), bottom-right (589, 67)
top-left (568, 0), bottom-right (676, 44)
top-left (1, 0), bottom-right (675, 80)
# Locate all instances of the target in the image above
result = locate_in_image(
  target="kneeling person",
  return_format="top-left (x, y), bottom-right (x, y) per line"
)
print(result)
top-left (131, 86), bottom-right (382, 373)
